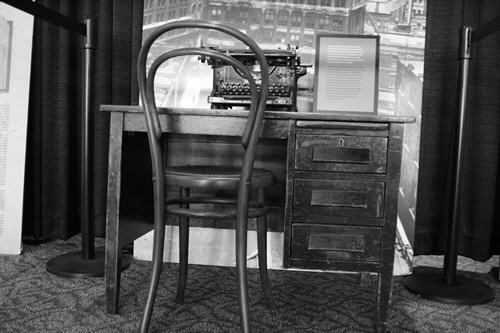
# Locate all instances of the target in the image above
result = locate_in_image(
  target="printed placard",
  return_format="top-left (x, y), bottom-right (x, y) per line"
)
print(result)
top-left (313, 34), bottom-right (379, 114)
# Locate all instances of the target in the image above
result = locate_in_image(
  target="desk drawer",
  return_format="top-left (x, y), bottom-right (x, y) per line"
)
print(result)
top-left (295, 134), bottom-right (387, 173)
top-left (291, 223), bottom-right (381, 262)
top-left (294, 179), bottom-right (385, 218)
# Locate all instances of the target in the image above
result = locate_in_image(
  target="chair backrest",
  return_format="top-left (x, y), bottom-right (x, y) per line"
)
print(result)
top-left (137, 20), bottom-right (268, 148)
top-left (137, 20), bottom-right (269, 223)
top-left (144, 48), bottom-right (261, 150)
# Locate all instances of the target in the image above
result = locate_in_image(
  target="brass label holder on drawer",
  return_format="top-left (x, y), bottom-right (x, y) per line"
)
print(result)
top-left (310, 189), bottom-right (368, 208)
top-left (307, 233), bottom-right (365, 253)
top-left (312, 146), bottom-right (371, 164)
top-left (290, 223), bottom-right (382, 262)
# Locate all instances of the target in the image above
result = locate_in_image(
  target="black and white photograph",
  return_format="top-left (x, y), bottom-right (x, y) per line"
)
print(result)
top-left (0, 1), bottom-right (499, 332)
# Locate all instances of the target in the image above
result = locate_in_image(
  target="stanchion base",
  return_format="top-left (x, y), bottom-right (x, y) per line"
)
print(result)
top-left (46, 248), bottom-right (131, 278)
top-left (404, 271), bottom-right (495, 305)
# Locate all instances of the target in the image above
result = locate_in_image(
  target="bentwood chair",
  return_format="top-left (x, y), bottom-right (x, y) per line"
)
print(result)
top-left (137, 20), bottom-right (275, 332)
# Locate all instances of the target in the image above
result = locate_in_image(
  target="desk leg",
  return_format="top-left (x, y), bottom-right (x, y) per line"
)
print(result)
top-left (376, 261), bottom-right (393, 332)
top-left (105, 112), bottom-right (125, 314)
top-left (376, 123), bottom-right (404, 332)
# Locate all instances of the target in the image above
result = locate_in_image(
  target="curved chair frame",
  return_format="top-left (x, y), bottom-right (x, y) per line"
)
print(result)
top-left (137, 20), bottom-right (269, 332)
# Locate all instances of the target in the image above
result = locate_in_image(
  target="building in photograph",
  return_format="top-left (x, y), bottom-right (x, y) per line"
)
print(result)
top-left (395, 58), bottom-right (422, 248)
top-left (366, 0), bottom-right (408, 25)
top-left (191, 0), bottom-right (367, 48)
top-left (411, 0), bottom-right (425, 17)
top-left (366, 0), bottom-right (426, 34)
top-left (143, 0), bottom-right (193, 25)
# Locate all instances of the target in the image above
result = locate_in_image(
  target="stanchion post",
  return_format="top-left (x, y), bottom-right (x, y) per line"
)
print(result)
top-left (403, 25), bottom-right (495, 304)
top-left (81, 18), bottom-right (96, 260)
top-left (0, 0), bottom-right (132, 278)
top-left (442, 26), bottom-right (472, 285)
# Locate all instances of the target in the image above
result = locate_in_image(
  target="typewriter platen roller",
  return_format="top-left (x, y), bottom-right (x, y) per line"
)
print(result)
top-left (204, 47), bottom-right (308, 111)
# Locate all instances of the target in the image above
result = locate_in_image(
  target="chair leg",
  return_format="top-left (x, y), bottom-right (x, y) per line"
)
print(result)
top-left (139, 187), bottom-right (167, 333)
top-left (139, 237), bottom-right (165, 333)
top-left (236, 190), bottom-right (250, 333)
top-left (257, 215), bottom-right (275, 309)
top-left (176, 187), bottom-right (190, 304)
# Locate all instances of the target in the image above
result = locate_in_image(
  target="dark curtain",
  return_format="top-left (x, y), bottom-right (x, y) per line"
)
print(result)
top-left (415, 0), bottom-right (500, 260)
top-left (23, 0), bottom-right (144, 241)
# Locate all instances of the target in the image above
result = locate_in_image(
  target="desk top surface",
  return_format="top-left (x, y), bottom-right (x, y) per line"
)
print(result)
top-left (101, 105), bottom-right (415, 124)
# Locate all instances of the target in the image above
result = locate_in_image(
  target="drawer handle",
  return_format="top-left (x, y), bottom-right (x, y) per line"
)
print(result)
top-left (312, 147), bottom-right (370, 164)
top-left (308, 233), bottom-right (365, 252)
top-left (310, 189), bottom-right (368, 208)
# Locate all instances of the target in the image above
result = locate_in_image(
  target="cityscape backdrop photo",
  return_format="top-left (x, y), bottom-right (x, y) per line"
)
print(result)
top-left (141, 0), bottom-right (425, 266)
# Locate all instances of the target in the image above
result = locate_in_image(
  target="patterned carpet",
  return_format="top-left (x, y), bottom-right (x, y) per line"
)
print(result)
top-left (0, 238), bottom-right (499, 333)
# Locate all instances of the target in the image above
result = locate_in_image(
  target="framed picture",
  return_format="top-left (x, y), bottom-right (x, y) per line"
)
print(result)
top-left (0, 15), bottom-right (13, 92)
top-left (313, 34), bottom-right (379, 114)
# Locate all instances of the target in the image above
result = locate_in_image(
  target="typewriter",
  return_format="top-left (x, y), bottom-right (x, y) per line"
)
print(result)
top-left (203, 46), bottom-right (308, 111)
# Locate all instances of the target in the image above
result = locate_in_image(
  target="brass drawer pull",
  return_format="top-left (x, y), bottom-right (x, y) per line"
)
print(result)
top-left (310, 189), bottom-right (368, 209)
top-left (312, 146), bottom-right (371, 164)
top-left (307, 233), bottom-right (365, 253)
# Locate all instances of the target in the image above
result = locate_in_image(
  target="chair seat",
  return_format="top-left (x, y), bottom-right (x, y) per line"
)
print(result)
top-left (167, 197), bottom-right (269, 219)
top-left (165, 165), bottom-right (276, 190)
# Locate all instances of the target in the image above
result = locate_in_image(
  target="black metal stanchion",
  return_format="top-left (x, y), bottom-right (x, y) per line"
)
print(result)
top-left (45, 18), bottom-right (108, 277)
top-left (0, 0), bottom-right (131, 278)
top-left (490, 267), bottom-right (499, 281)
top-left (404, 22), bottom-right (498, 304)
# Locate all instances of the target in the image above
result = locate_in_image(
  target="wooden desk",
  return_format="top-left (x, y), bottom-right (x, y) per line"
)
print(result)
top-left (101, 105), bottom-right (414, 332)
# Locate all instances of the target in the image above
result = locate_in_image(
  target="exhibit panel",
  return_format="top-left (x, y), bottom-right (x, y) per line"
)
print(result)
top-left (0, 4), bottom-right (34, 255)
